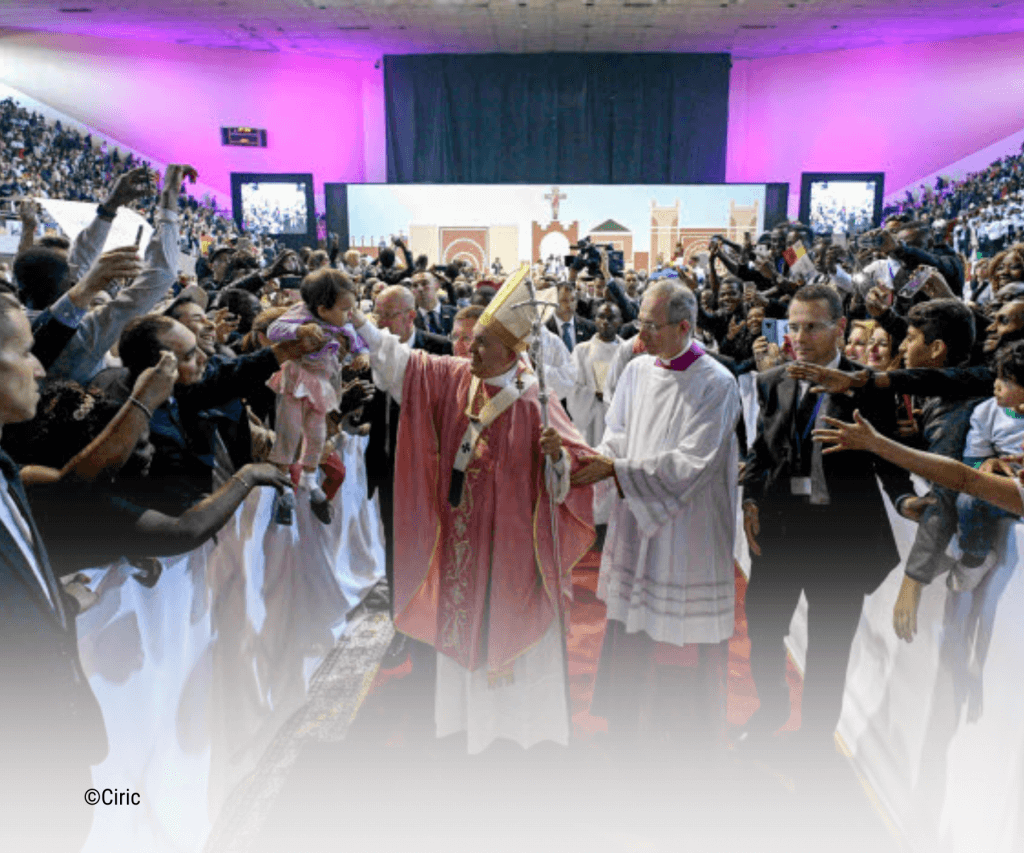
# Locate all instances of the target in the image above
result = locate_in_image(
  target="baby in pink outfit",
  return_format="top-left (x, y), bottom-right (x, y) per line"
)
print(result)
top-left (266, 268), bottom-right (361, 522)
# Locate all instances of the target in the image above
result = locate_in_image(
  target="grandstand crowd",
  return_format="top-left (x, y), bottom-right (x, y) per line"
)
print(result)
top-left (2, 94), bottom-right (1023, 851)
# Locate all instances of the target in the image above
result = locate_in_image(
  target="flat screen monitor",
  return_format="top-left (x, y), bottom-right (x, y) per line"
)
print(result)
top-left (230, 172), bottom-right (316, 248)
top-left (800, 172), bottom-right (885, 236)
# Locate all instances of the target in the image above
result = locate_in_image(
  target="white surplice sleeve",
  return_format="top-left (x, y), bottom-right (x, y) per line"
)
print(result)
top-left (610, 369), bottom-right (741, 537)
top-left (566, 341), bottom-right (596, 433)
top-left (357, 321), bottom-right (412, 405)
top-left (539, 325), bottom-right (578, 401)
top-left (603, 336), bottom-right (639, 403)
top-left (596, 359), bottom-right (635, 460)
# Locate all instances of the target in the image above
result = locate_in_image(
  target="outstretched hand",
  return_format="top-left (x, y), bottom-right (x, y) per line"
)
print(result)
top-left (812, 410), bottom-right (881, 454)
top-left (571, 454), bottom-right (615, 486)
top-left (240, 462), bottom-right (295, 494)
top-left (787, 361), bottom-right (865, 395)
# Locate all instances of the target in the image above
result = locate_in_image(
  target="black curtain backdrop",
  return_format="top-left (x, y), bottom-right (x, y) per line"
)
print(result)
top-left (385, 53), bottom-right (730, 184)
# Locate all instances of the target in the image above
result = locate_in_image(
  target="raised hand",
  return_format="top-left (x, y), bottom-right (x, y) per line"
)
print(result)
top-left (752, 336), bottom-right (782, 372)
top-left (212, 308), bottom-right (240, 345)
top-left (812, 410), bottom-right (882, 454)
top-left (107, 166), bottom-right (153, 209)
top-left (865, 285), bottom-right (893, 318)
top-left (131, 350), bottom-right (179, 410)
top-left (76, 245), bottom-right (145, 296)
top-left (18, 198), bottom-right (40, 224)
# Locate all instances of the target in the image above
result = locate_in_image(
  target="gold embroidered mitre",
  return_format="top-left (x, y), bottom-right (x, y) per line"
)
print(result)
top-left (477, 263), bottom-right (555, 353)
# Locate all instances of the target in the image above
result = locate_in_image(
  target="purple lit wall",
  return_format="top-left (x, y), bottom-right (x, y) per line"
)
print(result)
top-left (727, 31), bottom-right (1024, 217)
top-left (0, 31), bottom-right (388, 206)
top-left (5, 28), bottom-right (1024, 221)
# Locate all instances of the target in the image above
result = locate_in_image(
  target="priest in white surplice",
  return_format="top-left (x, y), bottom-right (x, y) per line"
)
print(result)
top-left (572, 281), bottom-right (741, 752)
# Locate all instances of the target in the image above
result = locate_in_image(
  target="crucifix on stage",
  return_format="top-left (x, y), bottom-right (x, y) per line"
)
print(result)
top-left (545, 186), bottom-right (566, 222)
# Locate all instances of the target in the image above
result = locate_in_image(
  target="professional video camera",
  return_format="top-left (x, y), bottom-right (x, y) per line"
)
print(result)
top-left (565, 236), bottom-right (624, 277)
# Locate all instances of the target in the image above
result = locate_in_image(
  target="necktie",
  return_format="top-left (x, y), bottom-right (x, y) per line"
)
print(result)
top-left (795, 389), bottom-right (820, 475)
top-left (561, 321), bottom-right (574, 353)
top-left (429, 310), bottom-right (441, 335)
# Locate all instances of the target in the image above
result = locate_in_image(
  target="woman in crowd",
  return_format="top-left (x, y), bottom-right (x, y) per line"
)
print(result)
top-left (845, 318), bottom-right (876, 364)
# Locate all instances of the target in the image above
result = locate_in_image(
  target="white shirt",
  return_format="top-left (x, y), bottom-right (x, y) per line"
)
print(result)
top-left (0, 472), bottom-right (54, 608)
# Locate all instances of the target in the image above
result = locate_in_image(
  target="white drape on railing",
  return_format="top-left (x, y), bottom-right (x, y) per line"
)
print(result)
top-left (735, 372), bottom-right (1024, 851)
top-left (77, 433), bottom-right (384, 853)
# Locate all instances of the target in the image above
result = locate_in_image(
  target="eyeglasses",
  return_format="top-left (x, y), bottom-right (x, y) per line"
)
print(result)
top-left (787, 321), bottom-right (836, 335)
top-left (637, 319), bottom-right (678, 333)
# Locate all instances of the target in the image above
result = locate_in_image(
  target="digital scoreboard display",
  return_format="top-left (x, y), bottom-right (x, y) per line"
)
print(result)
top-left (220, 127), bottom-right (267, 147)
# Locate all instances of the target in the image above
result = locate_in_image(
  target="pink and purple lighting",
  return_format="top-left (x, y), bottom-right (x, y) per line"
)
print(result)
top-left (726, 31), bottom-right (1024, 217)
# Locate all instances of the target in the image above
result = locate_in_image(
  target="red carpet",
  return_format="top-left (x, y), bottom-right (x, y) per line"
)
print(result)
top-left (366, 553), bottom-right (804, 739)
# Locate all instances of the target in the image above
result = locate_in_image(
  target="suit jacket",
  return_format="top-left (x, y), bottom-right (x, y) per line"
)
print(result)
top-left (101, 350), bottom-right (281, 515)
top-left (546, 315), bottom-right (596, 350)
top-left (413, 303), bottom-right (458, 338)
top-left (0, 448), bottom-right (107, 767)
top-left (365, 329), bottom-right (452, 500)
top-left (741, 355), bottom-right (913, 588)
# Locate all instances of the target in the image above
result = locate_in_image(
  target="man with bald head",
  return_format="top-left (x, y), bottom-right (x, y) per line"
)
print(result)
top-left (376, 284), bottom-right (451, 355)
top-left (573, 280), bottom-right (742, 756)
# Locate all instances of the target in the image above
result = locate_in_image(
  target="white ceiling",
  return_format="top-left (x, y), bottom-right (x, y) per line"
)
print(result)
top-left (1, 0), bottom-right (1022, 60)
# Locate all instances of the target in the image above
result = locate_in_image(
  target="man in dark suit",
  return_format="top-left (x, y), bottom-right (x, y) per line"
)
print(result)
top-left (366, 285), bottom-right (451, 674)
top-left (739, 283), bottom-right (916, 762)
top-left (411, 271), bottom-right (457, 338)
top-left (546, 283), bottom-right (596, 353)
top-left (0, 290), bottom-right (107, 849)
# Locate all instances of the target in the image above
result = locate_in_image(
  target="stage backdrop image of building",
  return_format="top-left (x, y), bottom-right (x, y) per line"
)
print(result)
top-left (384, 53), bottom-right (731, 184)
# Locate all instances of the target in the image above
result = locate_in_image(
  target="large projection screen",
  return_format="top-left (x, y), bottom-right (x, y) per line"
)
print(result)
top-left (344, 184), bottom-right (776, 273)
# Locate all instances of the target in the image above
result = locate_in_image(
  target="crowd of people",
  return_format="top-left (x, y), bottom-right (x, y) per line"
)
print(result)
top-left (0, 97), bottom-right (242, 254)
top-left (2, 92), bottom-right (1024, 850)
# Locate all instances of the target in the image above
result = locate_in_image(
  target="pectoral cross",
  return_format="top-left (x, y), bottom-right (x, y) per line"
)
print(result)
top-left (545, 186), bottom-right (566, 222)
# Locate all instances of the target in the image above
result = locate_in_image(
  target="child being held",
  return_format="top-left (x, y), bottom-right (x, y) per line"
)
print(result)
top-left (952, 340), bottom-right (1024, 590)
top-left (266, 268), bottom-right (363, 523)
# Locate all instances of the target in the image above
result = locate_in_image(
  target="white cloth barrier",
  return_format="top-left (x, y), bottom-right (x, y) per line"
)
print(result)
top-left (736, 368), bottom-right (1024, 848)
top-left (840, 507), bottom-right (1024, 852)
top-left (77, 433), bottom-right (384, 853)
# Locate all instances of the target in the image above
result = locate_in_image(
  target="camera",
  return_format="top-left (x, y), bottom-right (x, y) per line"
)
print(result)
top-left (564, 236), bottom-right (624, 277)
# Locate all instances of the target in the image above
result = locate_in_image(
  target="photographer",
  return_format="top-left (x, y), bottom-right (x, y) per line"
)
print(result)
top-left (568, 240), bottom-right (636, 323)
top-left (200, 245), bottom-right (301, 295)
